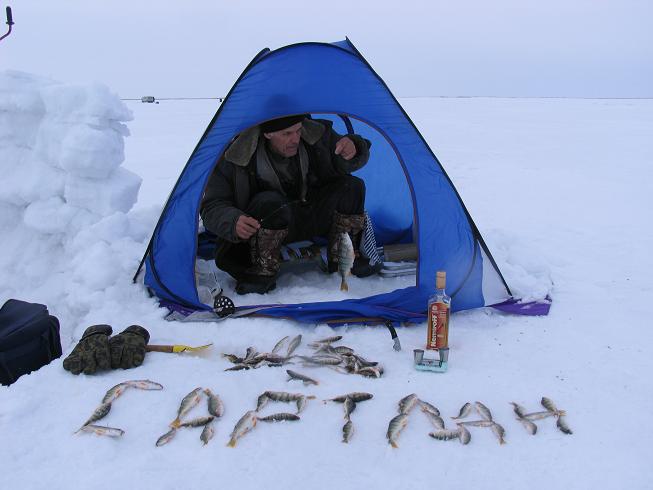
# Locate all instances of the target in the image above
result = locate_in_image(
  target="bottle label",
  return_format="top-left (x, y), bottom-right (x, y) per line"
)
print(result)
top-left (427, 302), bottom-right (449, 350)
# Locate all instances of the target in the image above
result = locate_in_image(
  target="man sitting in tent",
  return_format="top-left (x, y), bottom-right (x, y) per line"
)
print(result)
top-left (201, 114), bottom-right (378, 295)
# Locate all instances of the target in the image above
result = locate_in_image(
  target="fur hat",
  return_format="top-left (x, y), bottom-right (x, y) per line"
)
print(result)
top-left (260, 114), bottom-right (308, 133)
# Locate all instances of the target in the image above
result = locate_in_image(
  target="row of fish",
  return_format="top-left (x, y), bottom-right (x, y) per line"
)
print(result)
top-left (387, 395), bottom-right (572, 448)
top-left (75, 379), bottom-right (164, 438)
top-left (156, 387), bottom-right (224, 446)
top-left (324, 391), bottom-right (374, 443)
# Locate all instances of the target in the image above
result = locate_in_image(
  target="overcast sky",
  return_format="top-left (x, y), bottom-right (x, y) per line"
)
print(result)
top-left (2, 0), bottom-right (652, 98)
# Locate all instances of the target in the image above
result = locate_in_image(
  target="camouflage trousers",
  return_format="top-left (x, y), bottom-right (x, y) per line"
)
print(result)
top-left (246, 227), bottom-right (289, 277)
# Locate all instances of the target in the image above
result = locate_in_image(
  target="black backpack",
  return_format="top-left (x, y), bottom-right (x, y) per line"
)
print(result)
top-left (0, 299), bottom-right (62, 385)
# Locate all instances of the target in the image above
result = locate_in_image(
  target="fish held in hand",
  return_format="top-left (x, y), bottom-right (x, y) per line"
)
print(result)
top-left (286, 369), bottom-right (319, 386)
top-left (337, 233), bottom-right (355, 291)
top-left (387, 413), bottom-right (409, 448)
top-left (227, 410), bottom-right (258, 447)
top-left (79, 424), bottom-right (124, 438)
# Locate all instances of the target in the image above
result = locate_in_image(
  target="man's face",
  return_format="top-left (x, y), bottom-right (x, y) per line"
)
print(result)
top-left (263, 122), bottom-right (303, 158)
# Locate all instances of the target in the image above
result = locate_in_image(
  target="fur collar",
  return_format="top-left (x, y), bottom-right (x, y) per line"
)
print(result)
top-left (224, 118), bottom-right (326, 167)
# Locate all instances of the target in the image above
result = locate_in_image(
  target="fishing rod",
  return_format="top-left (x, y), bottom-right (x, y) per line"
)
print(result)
top-left (0, 6), bottom-right (13, 43)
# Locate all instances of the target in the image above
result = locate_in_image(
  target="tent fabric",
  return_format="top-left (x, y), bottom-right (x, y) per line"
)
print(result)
top-left (139, 38), bottom-right (538, 323)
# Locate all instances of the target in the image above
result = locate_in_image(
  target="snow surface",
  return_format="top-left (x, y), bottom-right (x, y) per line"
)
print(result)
top-left (1, 72), bottom-right (653, 489)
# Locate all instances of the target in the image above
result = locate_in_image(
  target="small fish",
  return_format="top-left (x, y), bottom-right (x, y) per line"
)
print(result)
top-left (101, 383), bottom-right (129, 404)
top-left (459, 419), bottom-right (495, 428)
top-left (424, 411), bottom-right (445, 430)
top-left (418, 400), bottom-right (441, 417)
top-left (324, 392), bottom-right (374, 404)
top-left (475, 401), bottom-right (493, 421)
top-left (244, 347), bottom-right (258, 362)
top-left (200, 421), bottom-right (214, 445)
top-left (298, 355), bottom-right (342, 366)
top-left (358, 366), bottom-right (383, 378)
top-left (429, 430), bottom-right (460, 441)
top-left (350, 355), bottom-right (378, 368)
top-left (338, 233), bottom-right (355, 291)
top-left (126, 379), bottom-right (164, 391)
top-left (224, 364), bottom-right (251, 372)
top-left (256, 393), bottom-right (270, 412)
top-left (295, 395), bottom-right (316, 414)
top-left (80, 402), bottom-right (112, 429)
top-left (170, 387), bottom-right (203, 428)
top-left (79, 424), bottom-right (124, 438)
top-left (265, 391), bottom-right (303, 403)
top-left (227, 410), bottom-right (258, 447)
top-left (257, 413), bottom-right (301, 422)
top-left (179, 416), bottom-right (215, 428)
top-left (511, 402), bottom-right (528, 419)
top-left (523, 410), bottom-right (565, 421)
top-left (308, 335), bottom-right (343, 348)
top-left (286, 334), bottom-right (303, 357)
top-left (457, 423), bottom-right (471, 445)
top-left (398, 394), bottom-right (419, 414)
top-left (387, 413), bottom-right (409, 448)
top-left (491, 423), bottom-right (506, 444)
top-left (452, 402), bottom-right (473, 419)
top-left (518, 417), bottom-right (538, 435)
top-left (286, 369), bottom-right (319, 386)
top-left (342, 420), bottom-right (354, 443)
top-left (271, 336), bottom-right (289, 354)
top-left (343, 397), bottom-right (356, 419)
top-left (156, 428), bottom-right (178, 447)
top-left (222, 353), bottom-right (243, 363)
top-left (333, 346), bottom-right (355, 355)
top-left (204, 388), bottom-right (224, 418)
top-left (557, 416), bottom-right (573, 435)
top-left (541, 396), bottom-right (559, 413)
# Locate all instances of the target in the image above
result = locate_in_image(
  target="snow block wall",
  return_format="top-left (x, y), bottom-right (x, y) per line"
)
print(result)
top-left (0, 71), bottom-right (149, 344)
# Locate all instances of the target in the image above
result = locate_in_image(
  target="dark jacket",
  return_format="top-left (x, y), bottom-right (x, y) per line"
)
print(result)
top-left (200, 118), bottom-right (371, 245)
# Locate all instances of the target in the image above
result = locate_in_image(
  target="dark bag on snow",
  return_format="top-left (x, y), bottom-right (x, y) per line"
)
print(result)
top-left (0, 299), bottom-right (62, 385)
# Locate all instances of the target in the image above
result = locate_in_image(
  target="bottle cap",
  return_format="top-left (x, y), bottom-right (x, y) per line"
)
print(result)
top-left (436, 271), bottom-right (446, 289)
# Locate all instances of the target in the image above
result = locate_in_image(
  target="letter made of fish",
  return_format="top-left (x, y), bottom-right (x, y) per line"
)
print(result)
top-left (338, 233), bottom-right (355, 291)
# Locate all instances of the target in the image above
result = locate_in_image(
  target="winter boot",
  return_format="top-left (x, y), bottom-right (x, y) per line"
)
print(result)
top-left (236, 227), bottom-right (288, 295)
top-left (327, 211), bottom-right (365, 273)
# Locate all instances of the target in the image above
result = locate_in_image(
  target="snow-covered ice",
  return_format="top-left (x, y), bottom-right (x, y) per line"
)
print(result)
top-left (1, 72), bottom-right (652, 490)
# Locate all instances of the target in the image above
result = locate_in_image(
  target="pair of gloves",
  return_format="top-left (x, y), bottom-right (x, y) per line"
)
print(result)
top-left (63, 324), bottom-right (150, 375)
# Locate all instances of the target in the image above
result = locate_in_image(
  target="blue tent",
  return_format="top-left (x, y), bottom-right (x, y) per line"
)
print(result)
top-left (135, 39), bottom-right (547, 324)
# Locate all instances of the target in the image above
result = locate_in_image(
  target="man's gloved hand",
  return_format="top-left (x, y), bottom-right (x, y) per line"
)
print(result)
top-left (109, 325), bottom-right (150, 370)
top-left (62, 324), bottom-right (113, 375)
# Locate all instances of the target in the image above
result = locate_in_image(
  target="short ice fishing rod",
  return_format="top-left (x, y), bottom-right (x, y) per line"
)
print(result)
top-left (0, 6), bottom-right (14, 43)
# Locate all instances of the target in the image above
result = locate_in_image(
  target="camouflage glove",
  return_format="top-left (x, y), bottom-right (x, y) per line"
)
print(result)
top-left (109, 325), bottom-right (150, 370)
top-left (62, 324), bottom-right (113, 375)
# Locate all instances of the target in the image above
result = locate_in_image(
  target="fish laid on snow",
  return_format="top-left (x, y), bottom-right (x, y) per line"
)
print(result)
top-left (337, 232), bottom-right (355, 291)
top-left (308, 335), bottom-right (343, 348)
top-left (295, 395), bottom-right (316, 414)
top-left (541, 396), bottom-right (559, 413)
top-left (557, 416), bottom-right (573, 435)
top-left (126, 379), bottom-right (164, 391)
top-left (257, 413), bottom-right (301, 422)
top-left (358, 366), bottom-right (383, 378)
top-left (343, 397), bottom-right (356, 419)
top-left (387, 413), bottom-right (409, 448)
top-left (511, 402), bottom-right (528, 419)
top-left (286, 334), bottom-right (303, 357)
top-left (101, 383), bottom-right (129, 404)
top-left (79, 402), bottom-right (112, 430)
top-left (474, 401), bottom-right (493, 421)
top-left (490, 423), bottom-right (506, 444)
top-left (256, 393), bottom-right (270, 412)
top-left (200, 421), bottom-right (215, 446)
top-left (179, 416), bottom-right (215, 428)
top-left (523, 410), bottom-right (565, 421)
top-left (457, 423), bottom-right (471, 445)
top-left (429, 429), bottom-right (460, 442)
top-left (204, 388), bottom-right (224, 418)
top-left (286, 369), bottom-right (319, 386)
top-left (424, 411), bottom-right (445, 430)
top-left (271, 336), bottom-right (289, 354)
top-left (227, 410), bottom-right (258, 447)
top-left (459, 419), bottom-right (495, 428)
top-left (79, 424), bottom-right (124, 438)
top-left (324, 392), bottom-right (374, 404)
top-left (452, 402), bottom-right (473, 420)
top-left (264, 391), bottom-right (303, 403)
top-left (170, 387), bottom-right (203, 428)
top-left (398, 394), bottom-right (419, 414)
top-left (418, 400), bottom-right (441, 417)
top-left (518, 417), bottom-right (538, 435)
top-left (155, 428), bottom-right (178, 447)
top-left (342, 420), bottom-right (354, 443)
